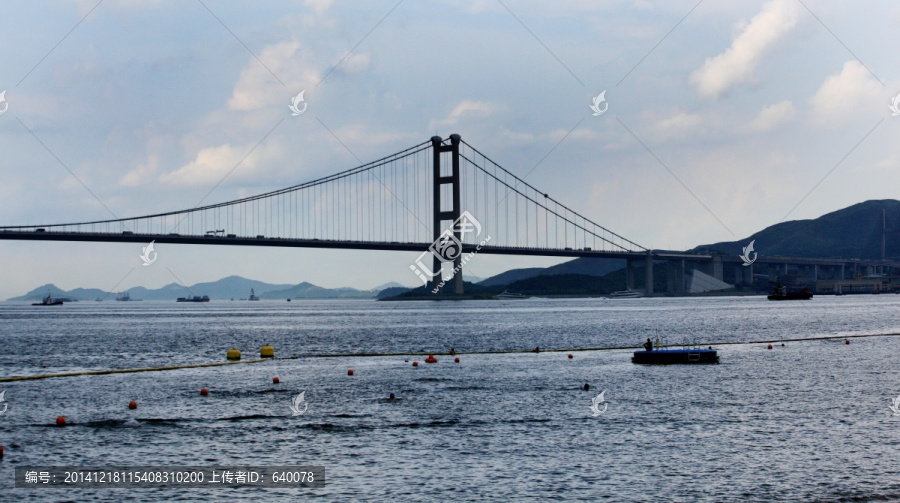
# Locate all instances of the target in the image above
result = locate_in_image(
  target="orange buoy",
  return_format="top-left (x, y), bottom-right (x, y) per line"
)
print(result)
top-left (767, 344), bottom-right (773, 350)
top-left (845, 339), bottom-right (850, 345)
top-left (128, 401), bottom-right (137, 410)
top-left (272, 377), bottom-right (280, 384)
top-left (412, 361), bottom-right (418, 367)
top-left (450, 349), bottom-right (456, 355)
top-left (56, 416), bottom-right (66, 426)
top-left (454, 357), bottom-right (460, 363)
top-left (568, 354), bottom-right (573, 359)
top-left (347, 369), bottom-right (354, 376)
top-left (425, 354), bottom-right (438, 363)
top-left (200, 388), bottom-right (208, 396)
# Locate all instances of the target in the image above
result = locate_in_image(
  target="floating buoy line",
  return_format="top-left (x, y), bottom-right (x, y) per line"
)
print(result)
top-left (0, 358), bottom-right (268, 382)
top-left (1, 332), bottom-right (896, 383)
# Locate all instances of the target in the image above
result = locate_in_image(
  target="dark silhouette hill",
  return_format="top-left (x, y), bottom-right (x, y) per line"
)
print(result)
top-left (692, 200), bottom-right (900, 260)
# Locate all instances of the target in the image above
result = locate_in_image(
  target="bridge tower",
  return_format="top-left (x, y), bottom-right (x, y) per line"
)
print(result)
top-left (431, 134), bottom-right (464, 294)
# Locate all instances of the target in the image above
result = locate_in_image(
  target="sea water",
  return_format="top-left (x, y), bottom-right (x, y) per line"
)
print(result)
top-left (2, 296), bottom-right (900, 502)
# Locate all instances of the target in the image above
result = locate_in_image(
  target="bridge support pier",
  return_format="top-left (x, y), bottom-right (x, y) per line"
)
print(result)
top-left (626, 260), bottom-right (635, 290)
top-left (645, 252), bottom-right (654, 296)
top-left (430, 134), bottom-right (464, 294)
top-left (667, 261), bottom-right (682, 294)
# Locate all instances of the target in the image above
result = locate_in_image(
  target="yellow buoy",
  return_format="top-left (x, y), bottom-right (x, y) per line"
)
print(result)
top-left (226, 349), bottom-right (241, 361)
top-left (260, 345), bottom-right (275, 358)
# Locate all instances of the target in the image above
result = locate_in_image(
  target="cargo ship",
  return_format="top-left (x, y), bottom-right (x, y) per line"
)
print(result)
top-left (177, 295), bottom-right (210, 302)
top-left (767, 284), bottom-right (813, 301)
top-left (32, 293), bottom-right (63, 306)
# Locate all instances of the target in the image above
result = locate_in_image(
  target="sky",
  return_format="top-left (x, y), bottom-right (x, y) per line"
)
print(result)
top-left (0, 0), bottom-right (899, 299)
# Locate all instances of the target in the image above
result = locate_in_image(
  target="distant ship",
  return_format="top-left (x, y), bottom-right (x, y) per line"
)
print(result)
top-left (767, 284), bottom-right (813, 301)
top-left (115, 291), bottom-right (142, 301)
top-left (32, 293), bottom-right (63, 306)
top-left (177, 295), bottom-right (210, 303)
top-left (608, 289), bottom-right (643, 299)
top-left (494, 290), bottom-right (530, 300)
top-left (248, 289), bottom-right (260, 301)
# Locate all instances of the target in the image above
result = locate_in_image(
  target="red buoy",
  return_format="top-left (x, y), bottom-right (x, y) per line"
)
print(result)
top-left (412, 361), bottom-right (418, 367)
top-left (845, 339), bottom-right (850, 345)
top-left (200, 388), bottom-right (208, 396)
top-left (568, 354), bottom-right (573, 359)
top-left (0, 445), bottom-right (4, 460)
top-left (272, 377), bottom-right (280, 384)
top-left (56, 416), bottom-right (66, 426)
top-left (128, 401), bottom-right (137, 410)
top-left (425, 354), bottom-right (438, 363)
top-left (454, 357), bottom-right (460, 363)
top-left (347, 369), bottom-right (354, 376)
top-left (767, 344), bottom-right (773, 350)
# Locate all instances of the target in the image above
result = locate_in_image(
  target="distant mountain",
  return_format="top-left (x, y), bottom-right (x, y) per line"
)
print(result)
top-left (260, 282), bottom-right (375, 299)
top-left (479, 257), bottom-right (625, 286)
top-left (180, 276), bottom-right (293, 300)
top-left (377, 286), bottom-right (413, 299)
top-left (8, 276), bottom-right (365, 301)
top-left (10, 284), bottom-right (109, 302)
top-left (694, 199), bottom-right (900, 260)
top-left (371, 281), bottom-right (413, 292)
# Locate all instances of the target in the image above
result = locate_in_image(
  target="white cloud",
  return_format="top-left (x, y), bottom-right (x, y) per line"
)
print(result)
top-left (691, 0), bottom-right (800, 99)
top-left (746, 100), bottom-right (795, 132)
top-left (319, 124), bottom-right (415, 149)
top-left (304, 0), bottom-right (333, 15)
top-left (159, 142), bottom-right (282, 187)
top-left (342, 53), bottom-right (372, 74)
top-left (429, 100), bottom-right (504, 130)
top-left (120, 155), bottom-right (160, 187)
top-left (228, 41), bottom-right (321, 112)
top-left (651, 109), bottom-right (705, 139)
top-left (808, 60), bottom-right (885, 127)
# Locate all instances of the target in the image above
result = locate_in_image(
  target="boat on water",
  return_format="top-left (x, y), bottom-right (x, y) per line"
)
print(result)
top-left (632, 348), bottom-right (719, 364)
top-left (767, 284), bottom-right (813, 301)
top-left (608, 289), bottom-right (643, 299)
top-left (494, 290), bottom-right (530, 300)
top-left (115, 291), bottom-right (142, 301)
top-left (32, 293), bottom-right (63, 306)
top-left (633, 339), bottom-right (719, 364)
top-left (248, 289), bottom-right (260, 301)
top-left (286, 298), bottom-right (291, 302)
top-left (177, 295), bottom-right (210, 303)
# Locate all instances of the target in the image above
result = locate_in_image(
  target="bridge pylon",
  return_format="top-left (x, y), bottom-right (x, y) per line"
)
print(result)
top-left (431, 134), bottom-right (464, 294)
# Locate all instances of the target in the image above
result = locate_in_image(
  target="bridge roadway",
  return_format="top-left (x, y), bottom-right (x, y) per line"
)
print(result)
top-left (3, 229), bottom-right (898, 295)
top-left (0, 229), bottom-right (690, 260)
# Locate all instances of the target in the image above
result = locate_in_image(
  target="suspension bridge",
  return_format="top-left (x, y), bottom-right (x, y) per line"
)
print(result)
top-left (0, 134), bottom-right (757, 294)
